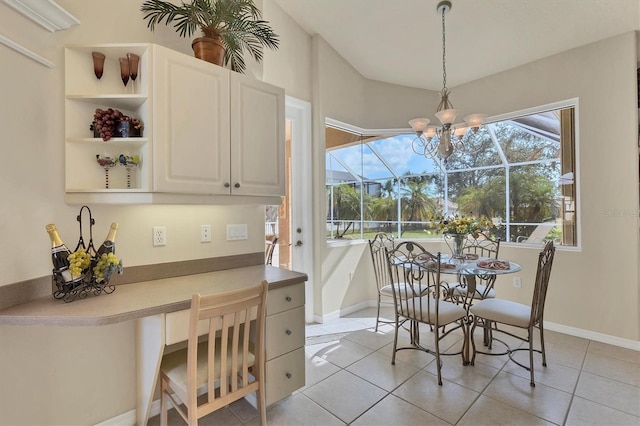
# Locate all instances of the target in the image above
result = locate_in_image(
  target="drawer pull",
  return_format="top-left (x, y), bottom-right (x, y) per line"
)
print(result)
top-left (285, 296), bottom-right (292, 302)
top-left (285, 372), bottom-right (292, 379)
top-left (285, 329), bottom-right (292, 335)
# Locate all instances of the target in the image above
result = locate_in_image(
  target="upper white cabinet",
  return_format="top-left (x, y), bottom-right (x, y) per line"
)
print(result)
top-left (64, 43), bottom-right (285, 204)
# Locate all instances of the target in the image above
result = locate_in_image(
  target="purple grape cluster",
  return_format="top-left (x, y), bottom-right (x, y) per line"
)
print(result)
top-left (92, 108), bottom-right (124, 141)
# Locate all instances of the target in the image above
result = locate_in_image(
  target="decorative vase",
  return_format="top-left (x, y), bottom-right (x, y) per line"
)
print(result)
top-left (191, 37), bottom-right (225, 66)
top-left (447, 233), bottom-right (466, 260)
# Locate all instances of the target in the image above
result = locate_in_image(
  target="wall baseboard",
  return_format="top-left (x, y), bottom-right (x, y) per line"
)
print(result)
top-left (315, 300), bottom-right (640, 351)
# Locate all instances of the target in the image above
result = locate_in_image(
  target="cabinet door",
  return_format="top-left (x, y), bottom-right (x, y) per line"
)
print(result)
top-left (153, 45), bottom-right (231, 194)
top-left (230, 73), bottom-right (285, 196)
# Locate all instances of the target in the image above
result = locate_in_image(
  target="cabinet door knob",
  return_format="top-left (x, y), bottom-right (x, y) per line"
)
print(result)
top-left (285, 372), bottom-right (292, 379)
top-left (285, 296), bottom-right (292, 302)
top-left (224, 183), bottom-right (230, 188)
top-left (285, 329), bottom-right (292, 335)
top-left (234, 183), bottom-right (240, 188)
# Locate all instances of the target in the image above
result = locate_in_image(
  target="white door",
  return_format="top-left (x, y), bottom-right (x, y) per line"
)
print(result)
top-left (286, 97), bottom-right (314, 323)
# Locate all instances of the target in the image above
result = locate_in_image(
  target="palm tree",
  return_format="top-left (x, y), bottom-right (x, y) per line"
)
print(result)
top-left (401, 179), bottom-right (437, 224)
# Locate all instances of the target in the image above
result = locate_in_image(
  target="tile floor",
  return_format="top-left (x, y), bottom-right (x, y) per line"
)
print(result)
top-left (150, 307), bottom-right (640, 425)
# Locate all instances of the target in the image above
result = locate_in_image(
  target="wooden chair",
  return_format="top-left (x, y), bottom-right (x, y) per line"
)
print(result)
top-left (386, 242), bottom-right (467, 385)
top-left (160, 281), bottom-right (268, 425)
top-left (469, 241), bottom-right (556, 386)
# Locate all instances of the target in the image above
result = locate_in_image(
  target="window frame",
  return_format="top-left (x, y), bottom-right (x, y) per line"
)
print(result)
top-left (325, 99), bottom-right (581, 249)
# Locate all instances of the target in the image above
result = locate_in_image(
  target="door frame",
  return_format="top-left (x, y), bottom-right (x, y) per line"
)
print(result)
top-left (286, 96), bottom-right (314, 323)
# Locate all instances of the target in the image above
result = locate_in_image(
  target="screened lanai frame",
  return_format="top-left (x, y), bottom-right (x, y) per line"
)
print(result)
top-left (325, 99), bottom-right (579, 247)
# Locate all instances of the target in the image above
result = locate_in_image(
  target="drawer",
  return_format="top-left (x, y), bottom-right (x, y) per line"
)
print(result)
top-left (266, 347), bottom-right (305, 406)
top-left (165, 309), bottom-right (208, 346)
top-left (267, 283), bottom-right (304, 316)
top-left (265, 306), bottom-right (305, 360)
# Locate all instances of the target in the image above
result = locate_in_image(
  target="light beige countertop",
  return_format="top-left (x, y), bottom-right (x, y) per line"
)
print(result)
top-left (0, 265), bottom-right (307, 327)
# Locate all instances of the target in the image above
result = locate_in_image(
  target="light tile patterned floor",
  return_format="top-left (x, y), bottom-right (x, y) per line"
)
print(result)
top-left (150, 307), bottom-right (640, 425)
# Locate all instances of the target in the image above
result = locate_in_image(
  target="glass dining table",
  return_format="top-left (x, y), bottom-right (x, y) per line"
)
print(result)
top-left (437, 254), bottom-right (522, 364)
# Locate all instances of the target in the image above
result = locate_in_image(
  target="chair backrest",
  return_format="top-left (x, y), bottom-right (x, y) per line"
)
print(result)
top-left (385, 241), bottom-right (445, 326)
top-left (463, 233), bottom-right (500, 259)
top-left (529, 241), bottom-right (555, 326)
top-left (265, 236), bottom-right (278, 265)
top-left (368, 232), bottom-right (395, 292)
top-left (188, 281), bottom-right (268, 415)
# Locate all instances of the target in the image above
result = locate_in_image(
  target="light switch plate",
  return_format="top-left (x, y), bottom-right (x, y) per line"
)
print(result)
top-left (226, 224), bottom-right (248, 241)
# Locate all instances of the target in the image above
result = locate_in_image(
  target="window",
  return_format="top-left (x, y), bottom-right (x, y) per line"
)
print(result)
top-left (325, 104), bottom-right (577, 246)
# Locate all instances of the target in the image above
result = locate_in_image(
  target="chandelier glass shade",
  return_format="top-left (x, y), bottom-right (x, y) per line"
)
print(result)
top-left (409, 1), bottom-right (486, 161)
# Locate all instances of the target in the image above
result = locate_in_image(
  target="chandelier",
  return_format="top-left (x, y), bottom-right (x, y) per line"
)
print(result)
top-left (409, 0), bottom-right (486, 161)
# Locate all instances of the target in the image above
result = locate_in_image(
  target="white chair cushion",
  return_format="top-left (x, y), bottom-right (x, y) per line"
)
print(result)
top-left (452, 283), bottom-right (496, 299)
top-left (381, 283), bottom-right (428, 298)
top-left (161, 337), bottom-right (255, 394)
top-left (403, 298), bottom-right (466, 325)
top-left (470, 299), bottom-right (531, 328)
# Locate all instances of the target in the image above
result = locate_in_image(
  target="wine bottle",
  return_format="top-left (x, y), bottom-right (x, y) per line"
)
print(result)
top-left (45, 224), bottom-right (73, 283)
top-left (96, 223), bottom-right (118, 256)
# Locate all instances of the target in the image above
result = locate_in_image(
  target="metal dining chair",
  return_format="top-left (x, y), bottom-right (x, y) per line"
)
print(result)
top-left (448, 233), bottom-right (501, 307)
top-left (368, 232), bottom-right (396, 331)
top-left (386, 241), bottom-right (468, 385)
top-left (265, 235), bottom-right (278, 265)
top-left (469, 241), bottom-right (556, 387)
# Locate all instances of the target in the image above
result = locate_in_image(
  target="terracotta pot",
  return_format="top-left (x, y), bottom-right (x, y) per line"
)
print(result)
top-left (191, 37), bottom-right (225, 66)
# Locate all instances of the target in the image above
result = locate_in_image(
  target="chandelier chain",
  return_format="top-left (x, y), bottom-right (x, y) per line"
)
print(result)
top-left (441, 5), bottom-right (447, 91)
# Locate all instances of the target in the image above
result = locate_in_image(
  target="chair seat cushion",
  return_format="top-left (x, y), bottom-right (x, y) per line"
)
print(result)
top-left (451, 283), bottom-right (496, 299)
top-left (470, 299), bottom-right (531, 328)
top-left (161, 338), bottom-right (255, 393)
top-left (380, 283), bottom-right (428, 298)
top-left (403, 298), bottom-right (466, 325)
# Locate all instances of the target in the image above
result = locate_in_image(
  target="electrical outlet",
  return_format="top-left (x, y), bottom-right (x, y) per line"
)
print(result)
top-left (200, 224), bottom-right (211, 243)
top-left (513, 276), bottom-right (522, 288)
top-left (153, 226), bottom-right (166, 246)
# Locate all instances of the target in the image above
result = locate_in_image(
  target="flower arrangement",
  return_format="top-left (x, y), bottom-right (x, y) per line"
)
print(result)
top-left (436, 214), bottom-right (495, 238)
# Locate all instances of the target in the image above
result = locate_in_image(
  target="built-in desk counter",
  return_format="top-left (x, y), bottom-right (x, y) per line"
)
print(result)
top-left (0, 265), bottom-right (308, 425)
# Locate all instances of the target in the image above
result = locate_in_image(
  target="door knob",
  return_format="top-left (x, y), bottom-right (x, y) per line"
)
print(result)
top-left (234, 183), bottom-right (240, 188)
top-left (295, 240), bottom-right (303, 246)
top-left (296, 228), bottom-right (302, 233)
top-left (224, 183), bottom-right (230, 188)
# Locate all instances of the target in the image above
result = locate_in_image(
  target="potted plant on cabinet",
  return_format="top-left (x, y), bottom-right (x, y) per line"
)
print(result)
top-left (140, 0), bottom-right (279, 74)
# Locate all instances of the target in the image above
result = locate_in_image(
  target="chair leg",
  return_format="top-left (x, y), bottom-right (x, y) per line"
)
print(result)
top-left (528, 328), bottom-right (535, 387)
top-left (434, 326), bottom-right (442, 386)
top-left (391, 315), bottom-right (399, 365)
top-left (160, 375), bottom-right (168, 426)
top-left (539, 323), bottom-right (547, 367)
top-left (469, 319), bottom-right (477, 366)
top-left (256, 387), bottom-right (267, 426)
top-left (375, 295), bottom-right (382, 332)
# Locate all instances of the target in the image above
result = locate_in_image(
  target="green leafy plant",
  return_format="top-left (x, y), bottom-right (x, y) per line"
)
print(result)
top-left (141, 0), bottom-right (279, 73)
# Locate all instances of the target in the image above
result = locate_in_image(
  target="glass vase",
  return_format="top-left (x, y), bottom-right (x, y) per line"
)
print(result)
top-left (447, 233), bottom-right (466, 262)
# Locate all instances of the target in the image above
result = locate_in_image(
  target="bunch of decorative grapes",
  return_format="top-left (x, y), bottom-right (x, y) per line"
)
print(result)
top-left (67, 248), bottom-right (91, 278)
top-left (93, 252), bottom-right (122, 283)
top-left (92, 108), bottom-right (124, 141)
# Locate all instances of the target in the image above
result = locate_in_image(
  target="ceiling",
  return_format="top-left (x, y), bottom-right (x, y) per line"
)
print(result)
top-left (274, 0), bottom-right (640, 91)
